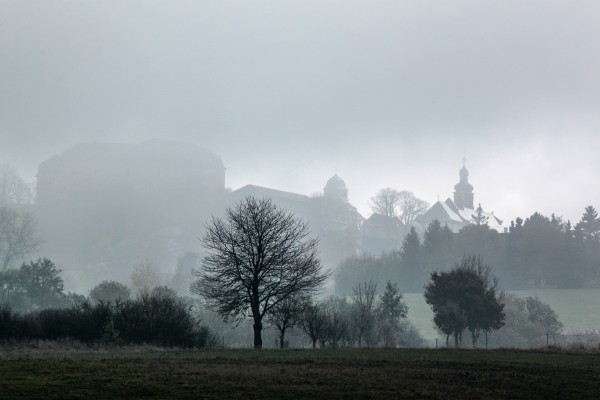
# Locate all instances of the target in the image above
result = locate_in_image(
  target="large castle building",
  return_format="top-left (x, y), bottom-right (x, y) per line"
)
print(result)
top-left (35, 141), bottom-right (225, 288)
top-left (226, 174), bottom-right (364, 267)
top-left (29, 141), bottom-right (504, 289)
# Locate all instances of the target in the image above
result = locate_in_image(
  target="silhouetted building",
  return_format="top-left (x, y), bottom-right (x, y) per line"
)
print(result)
top-left (227, 175), bottom-right (363, 267)
top-left (35, 141), bottom-right (225, 289)
top-left (416, 162), bottom-right (505, 233)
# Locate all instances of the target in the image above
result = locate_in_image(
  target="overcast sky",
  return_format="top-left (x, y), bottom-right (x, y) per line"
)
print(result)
top-left (1, 0), bottom-right (599, 223)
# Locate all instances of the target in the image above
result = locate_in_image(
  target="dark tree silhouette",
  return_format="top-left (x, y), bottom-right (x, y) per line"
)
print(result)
top-left (577, 205), bottom-right (600, 243)
top-left (89, 280), bottom-right (131, 304)
top-left (471, 203), bottom-right (489, 226)
top-left (351, 281), bottom-right (378, 347)
top-left (376, 280), bottom-right (408, 347)
top-left (424, 256), bottom-right (504, 347)
top-left (299, 301), bottom-right (328, 348)
top-left (0, 258), bottom-right (66, 312)
top-left (191, 196), bottom-right (328, 349)
top-left (267, 294), bottom-right (308, 349)
top-left (400, 226), bottom-right (423, 289)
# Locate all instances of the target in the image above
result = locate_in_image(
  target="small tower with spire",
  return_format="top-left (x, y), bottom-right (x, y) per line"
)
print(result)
top-left (453, 158), bottom-right (474, 209)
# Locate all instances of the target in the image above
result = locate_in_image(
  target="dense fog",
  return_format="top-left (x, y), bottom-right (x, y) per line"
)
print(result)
top-left (1, 1), bottom-right (600, 352)
top-left (1, 1), bottom-right (599, 222)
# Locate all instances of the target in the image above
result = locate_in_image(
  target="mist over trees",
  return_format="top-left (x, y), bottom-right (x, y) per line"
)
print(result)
top-left (334, 206), bottom-right (600, 294)
top-left (0, 164), bottom-right (34, 206)
top-left (89, 280), bottom-right (131, 304)
top-left (0, 206), bottom-right (40, 270)
top-left (295, 281), bottom-right (420, 349)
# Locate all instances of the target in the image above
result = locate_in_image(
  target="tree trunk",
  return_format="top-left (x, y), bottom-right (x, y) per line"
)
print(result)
top-left (471, 329), bottom-right (479, 348)
top-left (253, 320), bottom-right (263, 349)
top-left (454, 331), bottom-right (459, 348)
top-left (279, 327), bottom-right (286, 349)
top-left (312, 338), bottom-right (317, 349)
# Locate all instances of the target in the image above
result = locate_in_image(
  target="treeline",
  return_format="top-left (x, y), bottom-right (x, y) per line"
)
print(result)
top-left (0, 257), bottom-right (424, 349)
top-left (335, 206), bottom-right (600, 293)
top-left (294, 282), bottom-right (424, 349)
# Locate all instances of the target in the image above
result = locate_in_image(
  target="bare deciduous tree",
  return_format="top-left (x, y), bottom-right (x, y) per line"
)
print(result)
top-left (268, 295), bottom-right (308, 349)
top-left (130, 260), bottom-right (162, 294)
top-left (299, 301), bottom-right (328, 348)
top-left (0, 164), bottom-right (33, 206)
top-left (398, 191), bottom-right (429, 225)
top-left (351, 281), bottom-right (378, 347)
top-left (370, 188), bottom-right (429, 224)
top-left (192, 196), bottom-right (329, 349)
top-left (0, 207), bottom-right (40, 270)
top-left (369, 188), bottom-right (402, 218)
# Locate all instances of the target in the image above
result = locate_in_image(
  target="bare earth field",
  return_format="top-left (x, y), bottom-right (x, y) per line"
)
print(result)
top-left (1, 347), bottom-right (599, 399)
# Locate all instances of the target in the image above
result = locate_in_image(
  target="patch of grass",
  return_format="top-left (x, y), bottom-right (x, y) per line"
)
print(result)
top-left (1, 348), bottom-right (599, 399)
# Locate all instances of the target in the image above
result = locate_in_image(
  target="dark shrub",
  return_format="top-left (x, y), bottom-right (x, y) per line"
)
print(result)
top-left (113, 287), bottom-right (200, 347)
top-left (0, 303), bottom-right (17, 339)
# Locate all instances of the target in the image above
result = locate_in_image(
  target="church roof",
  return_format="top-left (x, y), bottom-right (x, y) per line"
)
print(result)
top-left (417, 198), bottom-right (505, 232)
top-left (228, 184), bottom-right (309, 203)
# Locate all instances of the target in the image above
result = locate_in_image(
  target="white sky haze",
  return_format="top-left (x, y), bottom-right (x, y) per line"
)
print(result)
top-left (1, 0), bottom-right (599, 223)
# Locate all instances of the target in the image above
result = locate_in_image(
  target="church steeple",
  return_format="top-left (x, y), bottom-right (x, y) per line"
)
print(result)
top-left (453, 159), bottom-right (474, 209)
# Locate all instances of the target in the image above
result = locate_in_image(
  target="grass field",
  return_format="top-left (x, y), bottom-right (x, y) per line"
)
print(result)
top-left (1, 347), bottom-right (599, 399)
top-left (403, 288), bottom-right (600, 343)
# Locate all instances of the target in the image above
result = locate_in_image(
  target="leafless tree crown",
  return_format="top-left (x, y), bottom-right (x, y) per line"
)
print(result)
top-left (0, 207), bottom-right (40, 270)
top-left (370, 188), bottom-right (429, 224)
top-left (192, 196), bottom-right (329, 328)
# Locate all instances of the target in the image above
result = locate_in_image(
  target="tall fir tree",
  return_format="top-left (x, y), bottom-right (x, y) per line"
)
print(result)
top-left (577, 206), bottom-right (600, 243)
top-left (400, 227), bottom-right (423, 291)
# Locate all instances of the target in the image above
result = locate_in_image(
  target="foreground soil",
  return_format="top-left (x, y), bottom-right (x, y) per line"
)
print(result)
top-left (1, 347), bottom-right (599, 399)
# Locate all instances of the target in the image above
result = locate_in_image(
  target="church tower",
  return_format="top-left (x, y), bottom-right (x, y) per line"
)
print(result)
top-left (453, 161), bottom-right (474, 209)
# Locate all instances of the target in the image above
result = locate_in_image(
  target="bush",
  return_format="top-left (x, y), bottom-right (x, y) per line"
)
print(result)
top-left (0, 303), bottom-right (17, 339)
top-left (113, 287), bottom-right (199, 347)
top-left (0, 289), bottom-right (216, 348)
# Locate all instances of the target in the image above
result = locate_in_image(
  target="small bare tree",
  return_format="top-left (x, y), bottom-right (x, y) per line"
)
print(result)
top-left (268, 295), bottom-right (308, 349)
top-left (130, 260), bottom-right (162, 294)
top-left (0, 164), bottom-right (33, 206)
top-left (351, 281), bottom-right (378, 347)
top-left (0, 207), bottom-right (40, 270)
top-left (192, 196), bottom-right (329, 349)
top-left (299, 301), bottom-right (328, 348)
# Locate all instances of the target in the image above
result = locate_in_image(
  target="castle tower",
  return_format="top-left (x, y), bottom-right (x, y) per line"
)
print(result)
top-left (324, 174), bottom-right (348, 203)
top-left (453, 161), bottom-right (474, 209)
